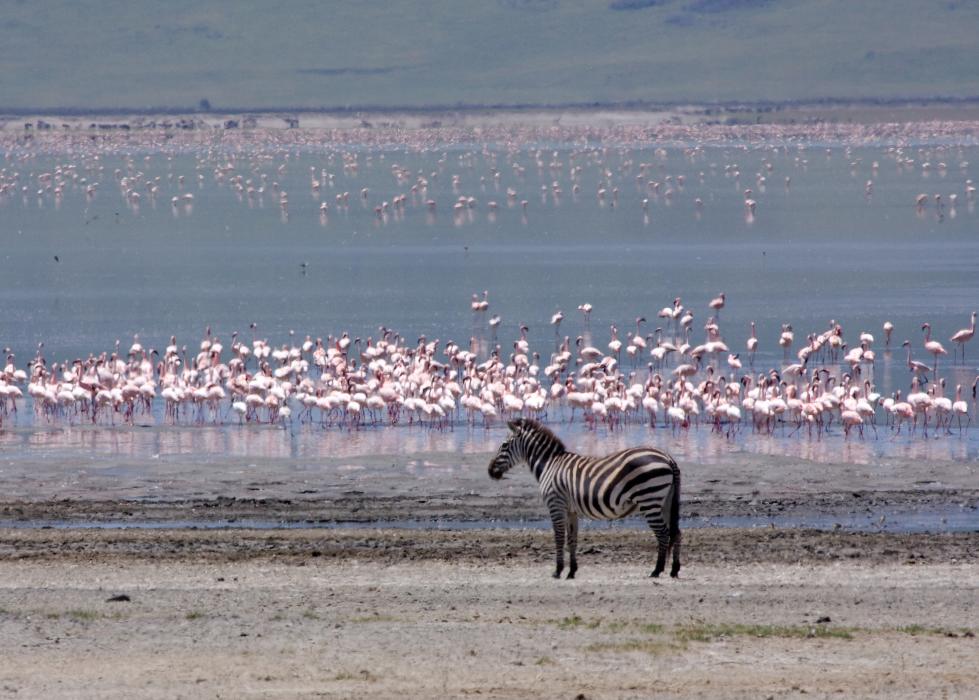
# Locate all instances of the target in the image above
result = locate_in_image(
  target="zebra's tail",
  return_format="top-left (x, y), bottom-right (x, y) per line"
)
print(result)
top-left (668, 458), bottom-right (681, 547)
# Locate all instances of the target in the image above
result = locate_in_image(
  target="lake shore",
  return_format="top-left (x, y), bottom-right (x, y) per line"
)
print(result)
top-left (1, 486), bottom-right (977, 532)
top-left (7, 100), bottom-right (979, 134)
top-left (0, 526), bottom-right (976, 698)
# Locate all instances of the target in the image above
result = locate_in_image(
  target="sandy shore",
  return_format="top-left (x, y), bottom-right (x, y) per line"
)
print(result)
top-left (7, 101), bottom-right (979, 133)
top-left (0, 527), bottom-right (976, 699)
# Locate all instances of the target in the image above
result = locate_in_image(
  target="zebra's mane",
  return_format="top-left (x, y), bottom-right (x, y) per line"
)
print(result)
top-left (509, 418), bottom-right (567, 454)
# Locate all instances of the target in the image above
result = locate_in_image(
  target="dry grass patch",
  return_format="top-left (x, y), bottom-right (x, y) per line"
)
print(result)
top-left (349, 613), bottom-right (400, 623)
top-left (674, 623), bottom-right (855, 642)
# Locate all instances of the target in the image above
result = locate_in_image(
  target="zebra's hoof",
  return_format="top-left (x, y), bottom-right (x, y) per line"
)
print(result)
top-left (650, 570), bottom-right (662, 578)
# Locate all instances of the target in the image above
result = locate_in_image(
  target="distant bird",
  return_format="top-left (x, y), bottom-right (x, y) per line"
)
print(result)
top-left (550, 310), bottom-right (564, 335)
top-left (779, 324), bottom-right (794, 359)
top-left (53, 255), bottom-right (60, 263)
top-left (921, 323), bottom-right (948, 374)
top-left (883, 320), bottom-right (894, 347)
top-left (950, 311), bottom-right (976, 362)
top-left (903, 341), bottom-right (931, 379)
top-left (708, 292), bottom-right (726, 317)
top-left (746, 321), bottom-right (759, 365)
top-left (951, 385), bottom-right (970, 431)
top-left (471, 291), bottom-right (489, 313)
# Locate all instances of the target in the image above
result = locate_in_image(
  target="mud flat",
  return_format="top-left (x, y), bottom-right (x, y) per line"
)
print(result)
top-left (0, 527), bottom-right (976, 699)
top-left (0, 441), bottom-right (976, 531)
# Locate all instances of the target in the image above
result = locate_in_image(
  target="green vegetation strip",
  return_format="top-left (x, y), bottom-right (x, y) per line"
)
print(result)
top-left (547, 617), bottom-right (975, 654)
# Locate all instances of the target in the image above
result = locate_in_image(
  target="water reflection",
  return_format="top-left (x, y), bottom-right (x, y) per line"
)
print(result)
top-left (2, 420), bottom-right (976, 468)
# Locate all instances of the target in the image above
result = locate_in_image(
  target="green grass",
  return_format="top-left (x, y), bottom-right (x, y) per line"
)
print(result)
top-left (603, 621), bottom-right (630, 633)
top-left (185, 611), bottom-right (205, 621)
top-left (333, 670), bottom-right (378, 682)
top-left (586, 639), bottom-right (683, 655)
top-left (898, 625), bottom-right (974, 638)
top-left (673, 623), bottom-right (854, 642)
top-left (573, 620), bottom-right (859, 656)
top-left (556, 615), bottom-right (602, 630)
top-left (2, 1), bottom-right (978, 111)
top-left (554, 619), bottom-right (849, 641)
top-left (349, 614), bottom-right (399, 624)
top-left (66, 609), bottom-right (100, 622)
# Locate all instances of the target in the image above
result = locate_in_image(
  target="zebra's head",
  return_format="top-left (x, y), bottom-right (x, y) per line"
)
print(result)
top-left (488, 420), bottom-right (525, 480)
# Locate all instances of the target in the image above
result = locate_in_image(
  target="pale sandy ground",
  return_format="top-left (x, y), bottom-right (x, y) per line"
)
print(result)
top-left (1, 528), bottom-right (976, 699)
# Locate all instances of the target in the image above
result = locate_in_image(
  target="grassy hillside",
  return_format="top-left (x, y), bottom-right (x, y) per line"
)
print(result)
top-left (3, 0), bottom-right (979, 111)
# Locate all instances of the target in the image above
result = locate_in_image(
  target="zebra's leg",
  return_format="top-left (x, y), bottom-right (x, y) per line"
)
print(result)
top-left (566, 511), bottom-right (579, 579)
top-left (641, 506), bottom-right (671, 578)
top-left (670, 528), bottom-right (682, 578)
top-left (548, 504), bottom-right (567, 579)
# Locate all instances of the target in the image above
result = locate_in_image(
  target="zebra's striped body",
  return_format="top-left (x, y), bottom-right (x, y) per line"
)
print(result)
top-left (489, 418), bottom-right (681, 579)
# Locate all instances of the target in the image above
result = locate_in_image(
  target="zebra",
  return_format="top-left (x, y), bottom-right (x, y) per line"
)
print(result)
top-left (488, 418), bottom-right (681, 579)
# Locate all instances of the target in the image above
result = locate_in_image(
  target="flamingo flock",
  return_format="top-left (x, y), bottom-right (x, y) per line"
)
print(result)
top-left (1, 297), bottom-right (975, 440)
top-left (1, 121), bottom-right (977, 442)
top-left (2, 120), bottom-right (977, 233)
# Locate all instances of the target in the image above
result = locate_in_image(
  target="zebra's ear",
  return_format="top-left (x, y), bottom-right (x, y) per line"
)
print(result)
top-left (506, 419), bottom-right (520, 433)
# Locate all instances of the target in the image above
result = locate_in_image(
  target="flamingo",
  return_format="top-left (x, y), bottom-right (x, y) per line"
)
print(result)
top-left (950, 311), bottom-right (976, 362)
top-left (631, 318), bottom-right (647, 359)
top-left (882, 321), bottom-right (894, 348)
top-left (471, 291), bottom-right (489, 313)
top-left (550, 310), bottom-right (564, 336)
top-left (921, 323), bottom-right (948, 375)
top-left (607, 326), bottom-right (622, 360)
top-left (901, 340), bottom-right (931, 381)
top-left (727, 353), bottom-right (742, 373)
top-left (576, 337), bottom-right (603, 362)
top-left (746, 321), bottom-right (758, 366)
top-left (840, 409), bottom-right (864, 439)
top-left (951, 385), bottom-right (970, 432)
top-left (932, 379), bottom-right (953, 434)
top-left (891, 392), bottom-right (915, 435)
top-left (907, 378), bottom-right (933, 436)
top-left (778, 324), bottom-right (793, 360)
top-left (708, 292), bottom-right (725, 317)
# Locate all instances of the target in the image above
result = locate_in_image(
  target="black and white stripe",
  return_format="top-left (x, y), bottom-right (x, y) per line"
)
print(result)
top-left (489, 418), bottom-right (681, 579)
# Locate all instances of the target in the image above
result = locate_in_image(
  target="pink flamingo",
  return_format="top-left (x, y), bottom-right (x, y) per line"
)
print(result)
top-left (903, 341), bottom-right (931, 381)
top-left (951, 385), bottom-right (969, 432)
top-left (949, 311), bottom-right (976, 362)
top-left (921, 323), bottom-right (948, 375)
top-left (708, 292), bottom-right (726, 318)
top-left (746, 321), bottom-right (758, 366)
top-left (550, 310), bottom-right (564, 337)
top-left (471, 291), bottom-right (489, 313)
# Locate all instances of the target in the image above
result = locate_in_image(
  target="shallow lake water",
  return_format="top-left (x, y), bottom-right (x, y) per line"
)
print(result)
top-left (3, 137), bottom-right (978, 363)
top-left (1, 127), bottom-right (978, 529)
